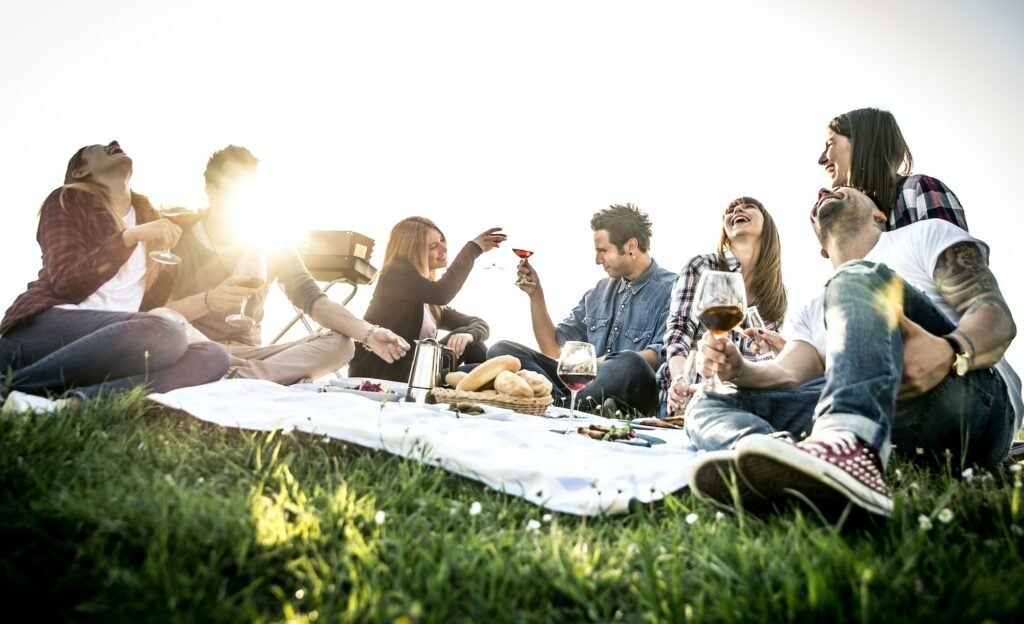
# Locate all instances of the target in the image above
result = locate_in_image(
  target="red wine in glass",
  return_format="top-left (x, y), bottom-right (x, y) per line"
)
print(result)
top-left (697, 305), bottom-right (745, 337)
top-left (559, 373), bottom-right (596, 393)
top-left (513, 248), bottom-right (534, 260)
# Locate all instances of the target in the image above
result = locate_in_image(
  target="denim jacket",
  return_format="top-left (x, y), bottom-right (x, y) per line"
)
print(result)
top-left (556, 258), bottom-right (677, 363)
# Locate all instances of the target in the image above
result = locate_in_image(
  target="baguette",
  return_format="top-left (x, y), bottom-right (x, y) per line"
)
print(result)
top-left (455, 355), bottom-right (522, 392)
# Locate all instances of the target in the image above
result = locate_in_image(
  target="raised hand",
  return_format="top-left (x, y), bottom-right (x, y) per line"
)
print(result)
top-left (472, 227), bottom-right (506, 252)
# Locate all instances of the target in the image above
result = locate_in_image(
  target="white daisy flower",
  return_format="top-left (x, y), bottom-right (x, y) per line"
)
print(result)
top-left (469, 501), bottom-right (482, 516)
top-left (937, 508), bottom-right (954, 524)
top-left (374, 510), bottom-right (386, 525)
top-left (526, 519), bottom-right (542, 532)
top-left (685, 512), bottom-right (699, 525)
top-left (542, 513), bottom-right (553, 523)
top-left (962, 467), bottom-right (974, 481)
top-left (918, 514), bottom-right (932, 531)
top-left (1009, 463), bottom-right (1022, 474)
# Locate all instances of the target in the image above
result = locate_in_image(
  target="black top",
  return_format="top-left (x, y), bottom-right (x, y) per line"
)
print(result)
top-left (349, 241), bottom-right (489, 382)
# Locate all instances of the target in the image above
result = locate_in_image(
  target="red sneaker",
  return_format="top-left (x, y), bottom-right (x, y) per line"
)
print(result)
top-left (736, 433), bottom-right (893, 518)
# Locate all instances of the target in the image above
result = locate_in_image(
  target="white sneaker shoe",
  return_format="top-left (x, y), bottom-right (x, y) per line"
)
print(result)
top-left (2, 391), bottom-right (60, 415)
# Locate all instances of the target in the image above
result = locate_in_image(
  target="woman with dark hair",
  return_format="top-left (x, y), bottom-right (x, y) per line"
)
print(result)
top-left (0, 141), bottom-right (229, 401)
top-left (659, 197), bottom-right (787, 415)
top-left (348, 217), bottom-right (504, 383)
top-left (818, 107), bottom-right (968, 231)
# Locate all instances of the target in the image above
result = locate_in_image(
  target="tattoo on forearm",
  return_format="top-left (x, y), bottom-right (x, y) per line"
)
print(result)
top-left (934, 242), bottom-right (1012, 317)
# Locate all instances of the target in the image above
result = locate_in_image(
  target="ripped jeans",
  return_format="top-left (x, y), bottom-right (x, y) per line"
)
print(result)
top-left (686, 261), bottom-right (1014, 471)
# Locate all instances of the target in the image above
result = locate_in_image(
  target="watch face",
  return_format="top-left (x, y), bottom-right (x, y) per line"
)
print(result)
top-left (954, 353), bottom-right (970, 376)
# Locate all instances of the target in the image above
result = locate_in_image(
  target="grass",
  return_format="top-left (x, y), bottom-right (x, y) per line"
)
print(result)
top-left (1, 392), bottom-right (1022, 623)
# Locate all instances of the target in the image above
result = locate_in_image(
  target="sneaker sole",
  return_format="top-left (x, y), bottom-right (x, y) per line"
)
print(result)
top-left (689, 450), bottom-right (767, 510)
top-left (737, 436), bottom-right (893, 518)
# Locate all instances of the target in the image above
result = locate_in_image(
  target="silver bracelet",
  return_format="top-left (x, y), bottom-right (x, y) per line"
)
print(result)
top-left (361, 325), bottom-right (379, 352)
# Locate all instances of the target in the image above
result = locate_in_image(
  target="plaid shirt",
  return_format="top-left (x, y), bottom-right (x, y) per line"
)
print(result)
top-left (891, 174), bottom-right (968, 232)
top-left (656, 251), bottom-right (779, 395)
top-left (0, 186), bottom-right (171, 335)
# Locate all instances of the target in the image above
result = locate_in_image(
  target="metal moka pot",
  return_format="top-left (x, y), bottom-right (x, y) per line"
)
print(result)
top-left (405, 338), bottom-right (456, 403)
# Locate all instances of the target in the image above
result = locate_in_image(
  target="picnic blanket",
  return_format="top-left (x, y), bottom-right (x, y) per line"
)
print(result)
top-left (149, 379), bottom-right (698, 515)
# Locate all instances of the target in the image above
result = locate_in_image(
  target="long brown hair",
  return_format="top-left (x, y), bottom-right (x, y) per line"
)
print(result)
top-left (717, 197), bottom-right (787, 325)
top-left (59, 145), bottom-right (160, 288)
top-left (381, 216), bottom-right (446, 321)
top-left (828, 108), bottom-right (913, 220)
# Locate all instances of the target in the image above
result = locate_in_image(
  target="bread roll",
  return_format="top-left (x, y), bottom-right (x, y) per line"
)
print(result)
top-left (517, 370), bottom-right (553, 397)
top-left (494, 370), bottom-right (534, 398)
top-left (445, 371), bottom-right (468, 387)
top-left (456, 355), bottom-right (522, 392)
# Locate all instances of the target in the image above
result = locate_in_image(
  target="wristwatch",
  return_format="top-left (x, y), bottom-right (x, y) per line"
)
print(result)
top-left (942, 334), bottom-right (970, 377)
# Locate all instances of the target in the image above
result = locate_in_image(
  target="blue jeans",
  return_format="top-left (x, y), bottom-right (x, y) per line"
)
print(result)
top-left (485, 340), bottom-right (660, 415)
top-left (1, 308), bottom-right (230, 398)
top-left (686, 261), bottom-right (1014, 471)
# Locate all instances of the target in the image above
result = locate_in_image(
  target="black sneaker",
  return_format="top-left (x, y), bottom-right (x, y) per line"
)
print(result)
top-left (736, 434), bottom-right (893, 518)
top-left (689, 449), bottom-right (768, 511)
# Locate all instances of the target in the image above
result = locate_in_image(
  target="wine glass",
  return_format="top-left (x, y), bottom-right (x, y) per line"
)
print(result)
top-left (513, 248), bottom-right (534, 285)
top-left (556, 341), bottom-right (597, 419)
top-left (746, 305), bottom-right (768, 356)
top-left (693, 270), bottom-right (747, 394)
top-left (224, 251), bottom-right (268, 328)
top-left (672, 349), bottom-right (705, 417)
top-left (148, 205), bottom-right (199, 265)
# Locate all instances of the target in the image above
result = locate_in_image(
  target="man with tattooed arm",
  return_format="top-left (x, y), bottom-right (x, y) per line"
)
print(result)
top-left (685, 186), bottom-right (1019, 518)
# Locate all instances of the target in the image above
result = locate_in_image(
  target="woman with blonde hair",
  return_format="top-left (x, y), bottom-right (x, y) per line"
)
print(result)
top-left (0, 141), bottom-right (229, 401)
top-left (659, 197), bottom-right (787, 414)
top-left (348, 217), bottom-right (504, 382)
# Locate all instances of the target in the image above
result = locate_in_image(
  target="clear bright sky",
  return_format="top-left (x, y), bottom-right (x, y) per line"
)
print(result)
top-left (2, 0), bottom-right (1023, 368)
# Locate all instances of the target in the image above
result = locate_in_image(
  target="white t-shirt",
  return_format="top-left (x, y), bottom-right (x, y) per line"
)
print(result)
top-left (785, 220), bottom-right (1022, 435)
top-left (57, 206), bottom-right (148, 313)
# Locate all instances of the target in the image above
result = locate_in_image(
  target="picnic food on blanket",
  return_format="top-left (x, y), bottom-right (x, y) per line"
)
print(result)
top-left (357, 380), bottom-right (396, 395)
top-left (455, 355), bottom-right (522, 392)
top-left (517, 370), bottom-right (553, 397)
top-left (632, 416), bottom-right (685, 429)
top-left (577, 423), bottom-right (637, 441)
top-left (494, 370), bottom-right (534, 398)
top-left (448, 402), bottom-right (486, 415)
top-left (445, 371), bottom-right (468, 387)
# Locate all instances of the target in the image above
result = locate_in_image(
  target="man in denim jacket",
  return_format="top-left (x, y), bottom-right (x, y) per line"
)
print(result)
top-left (487, 204), bottom-right (677, 416)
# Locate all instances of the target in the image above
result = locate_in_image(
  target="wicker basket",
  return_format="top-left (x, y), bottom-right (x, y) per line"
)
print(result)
top-left (429, 387), bottom-right (553, 416)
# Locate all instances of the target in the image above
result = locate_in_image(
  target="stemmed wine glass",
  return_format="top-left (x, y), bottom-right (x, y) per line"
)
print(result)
top-left (673, 349), bottom-right (705, 417)
top-left (745, 305), bottom-right (768, 356)
top-left (556, 341), bottom-right (597, 419)
top-left (225, 251), bottom-right (268, 328)
top-left (693, 270), bottom-right (747, 394)
top-left (513, 248), bottom-right (534, 285)
top-left (149, 205), bottom-right (200, 265)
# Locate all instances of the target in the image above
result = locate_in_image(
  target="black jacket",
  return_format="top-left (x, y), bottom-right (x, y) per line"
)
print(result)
top-left (349, 241), bottom-right (489, 382)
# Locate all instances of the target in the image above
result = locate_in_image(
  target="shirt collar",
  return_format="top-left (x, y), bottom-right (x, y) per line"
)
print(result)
top-left (722, 249), bottom-right (742, 272)
top-left (617, 258), bottom-right (662, 294)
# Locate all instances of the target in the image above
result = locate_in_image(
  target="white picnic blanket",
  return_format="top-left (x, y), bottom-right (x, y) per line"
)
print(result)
top-left (149, 379), bottom-right (698, 515)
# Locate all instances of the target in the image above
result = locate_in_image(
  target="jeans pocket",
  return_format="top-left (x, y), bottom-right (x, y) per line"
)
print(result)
top-left (0, 335), bottom-right (22, 372)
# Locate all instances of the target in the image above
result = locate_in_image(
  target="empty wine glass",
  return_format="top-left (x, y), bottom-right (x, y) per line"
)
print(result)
top-left (556, 341), bottom-right (597, 419)
top-left (673, 349), bottom-right (705, 416)
top-left (148, 205), bottom-right (199, 265)
top-left (693, 270), bottom-right (747, 394)
top-left (224, 251), bottom-right (268, 328)
top-left (746, 305), bottom-right (769, 356)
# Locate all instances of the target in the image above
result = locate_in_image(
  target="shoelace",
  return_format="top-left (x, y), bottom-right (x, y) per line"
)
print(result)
top-left (802, 430), bottom-right (860, 455)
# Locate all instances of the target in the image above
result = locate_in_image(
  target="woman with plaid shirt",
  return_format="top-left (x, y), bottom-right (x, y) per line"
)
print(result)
top-left (659, 197), bottom-right (787, 415)
top-left (0, 142), bottom-right (229, 399)
top-left (818, 107), bottom-right (968, 232)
